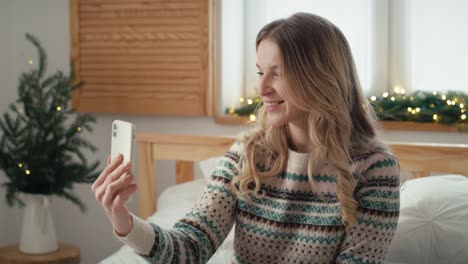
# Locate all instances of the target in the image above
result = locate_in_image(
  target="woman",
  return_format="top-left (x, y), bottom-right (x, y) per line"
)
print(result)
top-left (92, 12), bottom-right (400, 263)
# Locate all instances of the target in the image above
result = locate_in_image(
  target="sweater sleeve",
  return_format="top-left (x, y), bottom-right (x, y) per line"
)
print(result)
top-left (335, 153), bottom-right (400, 264)
top-left (115, 141), bottom-right (243, 263)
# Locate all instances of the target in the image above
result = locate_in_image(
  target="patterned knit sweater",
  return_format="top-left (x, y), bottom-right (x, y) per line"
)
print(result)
top-left (117, 141), bottom-right (400, 264)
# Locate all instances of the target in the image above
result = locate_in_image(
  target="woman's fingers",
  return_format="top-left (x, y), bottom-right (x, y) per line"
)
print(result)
top-left (107, 154), bottom-right (111, 165)
top-left (92, 154), bottom-right (123, 192)
top-left (95, 162), bottom-right (132, 203)
top-left (113, 183), bottom-right (138, 209)
top-left (92, 154), bottom-right (122, 191)
top-left (105, 161), bottom-right (132, 185)
top-left (102, 173), bottom-right (135, 208)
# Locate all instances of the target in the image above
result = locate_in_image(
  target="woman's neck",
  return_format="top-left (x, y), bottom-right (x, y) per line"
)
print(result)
top-left (287, 120), bottom-right (314, 153)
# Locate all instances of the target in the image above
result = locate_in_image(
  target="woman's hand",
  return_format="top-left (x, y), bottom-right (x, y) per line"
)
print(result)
top-left (91, 154), bottom-right (138, 237)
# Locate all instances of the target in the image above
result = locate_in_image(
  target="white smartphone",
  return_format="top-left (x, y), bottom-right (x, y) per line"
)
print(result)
top-left (110, 120), bottom-right (136, 166)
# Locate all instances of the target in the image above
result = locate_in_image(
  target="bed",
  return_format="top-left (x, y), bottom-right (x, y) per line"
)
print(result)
top-left (100, 134), bottom-right (468, 264)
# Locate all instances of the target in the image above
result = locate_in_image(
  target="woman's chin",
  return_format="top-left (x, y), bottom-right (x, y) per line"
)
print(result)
top-left (266, 115), bottom-right (287, 128)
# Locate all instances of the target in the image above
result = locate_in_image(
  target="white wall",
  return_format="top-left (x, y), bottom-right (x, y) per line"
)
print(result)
top-left (0, 0), bottom-right (467, 263)
top-left (0, 0), bottom-right (10, 242)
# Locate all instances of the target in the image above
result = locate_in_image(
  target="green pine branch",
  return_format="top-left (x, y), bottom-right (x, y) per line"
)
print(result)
top-left (0, 33), bottom-right (100, 212)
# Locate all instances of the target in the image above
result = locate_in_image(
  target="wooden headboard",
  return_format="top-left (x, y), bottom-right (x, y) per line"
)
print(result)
top-left (136, 133), bottom-right (468, 219)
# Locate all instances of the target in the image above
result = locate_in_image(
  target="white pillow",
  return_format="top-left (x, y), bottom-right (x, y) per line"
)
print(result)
top-left (386, 175), bottom-right (468, 264)
top-left (199, 155), bottom-right (224, 182)
top-left (147, 179), bottom-right (207, 228)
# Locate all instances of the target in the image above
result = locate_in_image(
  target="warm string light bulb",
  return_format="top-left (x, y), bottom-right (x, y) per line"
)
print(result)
top-left (228, 105), bottom-right (235, 114)
top-left (370, 96), bottom-right (377, 101)
top-left (25, 169), bottom-right (31, 175)
top-left (433, 114), bottom-right (438, 121)
top-left (249, 114), bottom-right (256, 122)
top-left (461, 114), bottom-right (467, 120)
top-left (382, 92), bottom-right (389, 98)
top-left (56, 106), bottom-right (62, 111)
top-left (28, 59), bottom-right (33, 65)
top-left (390, 97), bottom-right (396, 101)
top-left (77, 127), bottom-right (82, 132)
top-left (18, 163), bottom-right (23, 168)
top-left (393, 86), bottom-right (406, 95)
top-left (247, 99), bottom-right (253, 105)
top-left (406, 106), bottom-right (421, 114)
top-left (239, 98), bottom-right (245, 103)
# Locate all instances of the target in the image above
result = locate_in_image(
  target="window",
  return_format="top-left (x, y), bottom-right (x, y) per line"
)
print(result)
top-left (219, 0), bottom-right (380, 113)
top-left (398, 0), bottom-right (468, 92)
top-left (217, 0), bottom-right (468, 115)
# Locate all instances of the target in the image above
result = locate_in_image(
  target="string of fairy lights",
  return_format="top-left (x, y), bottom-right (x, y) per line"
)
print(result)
top-left (226, 87), bottom-right (468, 128)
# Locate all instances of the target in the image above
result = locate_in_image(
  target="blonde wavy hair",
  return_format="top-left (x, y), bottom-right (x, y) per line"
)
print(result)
top-left (231, 12), bottom-right (387, 228)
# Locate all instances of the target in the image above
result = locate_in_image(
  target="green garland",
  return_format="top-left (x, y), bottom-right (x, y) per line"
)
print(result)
top-left (225, 90), bottom-right (468, 127)
top-left (369, 91), bottom-right (467, 124)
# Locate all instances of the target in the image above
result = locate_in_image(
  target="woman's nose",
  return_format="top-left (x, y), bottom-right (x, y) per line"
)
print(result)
top-left (258, 77), bottom-right (273, 96)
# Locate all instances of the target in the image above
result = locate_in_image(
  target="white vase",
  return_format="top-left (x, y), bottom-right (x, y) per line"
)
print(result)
top-left (19, 193), bottom-right (58, 254)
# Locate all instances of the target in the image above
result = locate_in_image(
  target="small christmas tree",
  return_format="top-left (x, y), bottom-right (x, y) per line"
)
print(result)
top-left (0, 33), bottom-right (100, 212)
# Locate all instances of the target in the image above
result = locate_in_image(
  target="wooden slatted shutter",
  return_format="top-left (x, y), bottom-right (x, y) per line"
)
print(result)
top-left (70, 0), bottom-right (213, 116)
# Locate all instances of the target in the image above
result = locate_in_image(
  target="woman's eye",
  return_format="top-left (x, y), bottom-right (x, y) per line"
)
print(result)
top-left (256, 71), bottom-right (264, 76)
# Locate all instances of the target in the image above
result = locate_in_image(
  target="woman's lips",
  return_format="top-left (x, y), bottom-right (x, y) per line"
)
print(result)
top-left (264, 101), bottom-right (284, 112)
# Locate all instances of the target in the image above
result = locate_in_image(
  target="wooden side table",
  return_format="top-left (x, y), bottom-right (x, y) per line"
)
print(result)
top-left (0, 243), bottom-right (80, 264)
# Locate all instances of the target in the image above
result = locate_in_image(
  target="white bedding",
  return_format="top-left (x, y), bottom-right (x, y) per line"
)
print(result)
top-left (101, 175), bottom-right (468, 264)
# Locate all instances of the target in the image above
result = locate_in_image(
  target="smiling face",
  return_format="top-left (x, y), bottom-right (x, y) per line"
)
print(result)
top-left (256, 39), bottom-right (306, 128)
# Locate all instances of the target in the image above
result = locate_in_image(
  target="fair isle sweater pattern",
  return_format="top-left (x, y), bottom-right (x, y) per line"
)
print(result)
top-left (117, 141), bottom-right (400, 264)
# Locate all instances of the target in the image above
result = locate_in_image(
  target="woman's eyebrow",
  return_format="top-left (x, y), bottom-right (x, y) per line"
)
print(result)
top-left (256, 64), bottom-right (280, 70)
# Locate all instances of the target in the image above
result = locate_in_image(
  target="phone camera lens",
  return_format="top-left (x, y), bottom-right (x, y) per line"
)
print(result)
top-left (113, 124), bottom-right (118, 130)
top-left (113, 131), bottom-right (117, 137)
